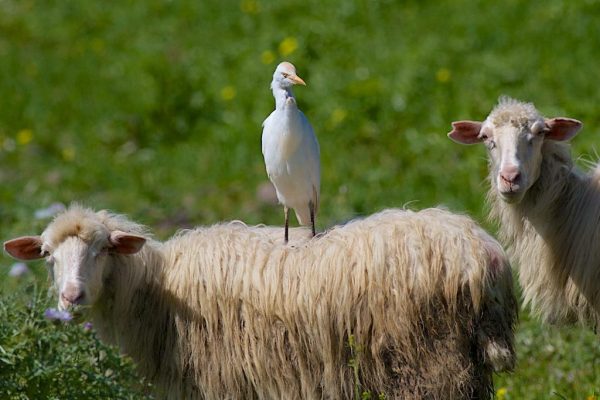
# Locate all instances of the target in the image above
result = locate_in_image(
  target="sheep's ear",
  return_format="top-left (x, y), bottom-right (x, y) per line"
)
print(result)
top-left (448, 121), bottom-right (483, 144)
top-left (4, 236), bottom-right (44, 260)
top-left (109, 231), bottom-right (146, 255)
top-left (545, 118), bottom-right (582, 141)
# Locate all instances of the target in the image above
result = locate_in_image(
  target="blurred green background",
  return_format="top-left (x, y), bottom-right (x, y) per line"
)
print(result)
top-left (1, 0), bottom-right (599, 398)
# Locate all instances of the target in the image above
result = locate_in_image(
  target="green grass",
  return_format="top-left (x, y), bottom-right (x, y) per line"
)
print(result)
top-left (1, 0), bottom-right (599, 398)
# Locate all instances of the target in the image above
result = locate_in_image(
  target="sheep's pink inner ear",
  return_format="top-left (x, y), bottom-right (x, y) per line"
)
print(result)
top-left (109, 231), bottom-right (146, 254)
top-left (545, 118), bottom-right (582, 141)
top-left (447, 121), bottom-right (484, 144)
top-left (4, 236), bottom-right (44, 260)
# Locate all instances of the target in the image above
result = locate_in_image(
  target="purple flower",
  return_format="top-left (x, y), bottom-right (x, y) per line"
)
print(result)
top-left (44, 308), bottom-right (73, 322)
top-left (34, 202), bottom-right (66, 220)
top-left (8, 262), bottom-right (29, 277)
top-left (83, 322), bottom-right (93, 331)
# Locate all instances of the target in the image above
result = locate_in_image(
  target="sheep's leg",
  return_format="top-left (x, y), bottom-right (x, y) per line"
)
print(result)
top-left (284, 206), bottom-right (289, 244)
top-left (309, 201), bottom-right (316, 237)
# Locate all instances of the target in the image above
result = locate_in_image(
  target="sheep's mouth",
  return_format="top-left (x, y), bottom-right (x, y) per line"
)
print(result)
top-left (497, 178), bottom-right (527, 204)
top-left (59, 303), bottom-right (90, 320)
top-left (58, 300), bottom-right (91, 314)
top-left (498, 190), bottom-right (524, 204)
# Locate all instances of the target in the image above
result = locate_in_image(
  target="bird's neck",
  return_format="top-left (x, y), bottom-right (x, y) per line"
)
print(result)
top-left (272, 86), bottom-right (295, 110)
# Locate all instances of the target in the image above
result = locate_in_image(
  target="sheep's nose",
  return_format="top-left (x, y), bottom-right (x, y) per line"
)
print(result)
top-left (500, 165), bottom-right (520, 184)
top-left (61, 286), bottom-right (85, 305)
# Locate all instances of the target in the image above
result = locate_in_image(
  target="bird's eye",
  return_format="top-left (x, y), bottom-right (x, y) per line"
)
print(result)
top-left (282, 72), bottom-right (289, 78)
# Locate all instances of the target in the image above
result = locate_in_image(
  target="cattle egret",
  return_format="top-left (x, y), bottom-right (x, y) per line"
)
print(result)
top-left (262, 61), bottom-right (320, 243)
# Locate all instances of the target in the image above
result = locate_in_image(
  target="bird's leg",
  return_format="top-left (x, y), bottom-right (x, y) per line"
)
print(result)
top-left (284, 206), bottom-right (289, 244)
top-left (309, 201), bottom-right (316, 237)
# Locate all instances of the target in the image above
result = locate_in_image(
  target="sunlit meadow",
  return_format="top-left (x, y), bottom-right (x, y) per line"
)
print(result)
top-left (1, 0), bottom-right (599, 398)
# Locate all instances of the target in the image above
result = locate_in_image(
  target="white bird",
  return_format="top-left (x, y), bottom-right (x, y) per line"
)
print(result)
top-left (262, 61), bottom-right (320, 243)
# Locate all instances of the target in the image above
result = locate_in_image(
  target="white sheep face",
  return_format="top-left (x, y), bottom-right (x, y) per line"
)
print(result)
top-left (44, 236), bottom-right (110, 310)
top-left (448, 101), bottom-right (582, 204)
top-left (4, 230), bottom-right (146, 311)
top-left (480, 119), bottom-right (546, 203)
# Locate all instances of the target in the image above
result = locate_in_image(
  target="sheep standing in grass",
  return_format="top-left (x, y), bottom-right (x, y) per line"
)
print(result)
top-left (5, 205), bottom-right (516, 399)
top-left (447, 97), bottom-right (600, 328)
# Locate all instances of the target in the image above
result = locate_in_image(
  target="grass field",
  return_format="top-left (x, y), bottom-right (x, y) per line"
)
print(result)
top-left (1, 0), bottom-right (599, 398)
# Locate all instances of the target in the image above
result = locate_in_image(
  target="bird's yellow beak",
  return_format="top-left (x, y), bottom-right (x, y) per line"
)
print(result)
top-left (290, 74), bottom-right (306, 86)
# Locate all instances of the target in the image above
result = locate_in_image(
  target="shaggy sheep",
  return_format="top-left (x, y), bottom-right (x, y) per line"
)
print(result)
top-left (448, 96), bottom-right (600, 328)
top-left (5, 205), bottom-right (516, 399)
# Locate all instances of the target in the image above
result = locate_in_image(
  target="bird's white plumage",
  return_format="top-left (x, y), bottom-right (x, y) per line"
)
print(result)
top-left (262, 62), bottom-right (320, 227)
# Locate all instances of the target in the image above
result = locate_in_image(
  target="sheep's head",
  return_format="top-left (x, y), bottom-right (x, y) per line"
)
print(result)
top-left (4, 207), bottom-right (146, 310)
top-left (448, 97), bottom-right (582, 204)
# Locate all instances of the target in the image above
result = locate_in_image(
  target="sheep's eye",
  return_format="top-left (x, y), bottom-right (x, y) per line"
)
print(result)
top-left (478, 132), bottom-right (495, 149)
top-left (531, 121), bottom-right (548, 135)
top-left (282, 72), bottom-right (289, 78)
top-left (95, 248), bottom-right (109, 257)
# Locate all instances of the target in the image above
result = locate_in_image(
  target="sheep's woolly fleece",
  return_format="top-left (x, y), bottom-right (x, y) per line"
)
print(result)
top-left (43, 205), bottom-right (517, 399)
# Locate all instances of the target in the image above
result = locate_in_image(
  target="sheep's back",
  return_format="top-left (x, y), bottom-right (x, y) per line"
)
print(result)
top-left (160, 208), bottom-right (516, 399)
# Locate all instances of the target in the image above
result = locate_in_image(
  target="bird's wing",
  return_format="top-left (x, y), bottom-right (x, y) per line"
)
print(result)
top-left (298, 110), bottom-right (321, 208)
top-left (298, 110), bottom-right (320, 155)
top-left (261, 112), bottom-right (275, 156)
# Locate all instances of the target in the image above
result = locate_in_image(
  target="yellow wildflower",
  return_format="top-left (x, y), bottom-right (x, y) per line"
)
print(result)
top-left (240, 0), bottom-right (260, 14)
top-left (496, 387), bottom-right (507, 399)
top-left (16, 129), bottom-right (33, 145)
top-left (62, 146), bottom-right (75, 161)
top-left (220, 86), bottom-right (236, 101)
top-left (261, 50), bottom-right (275, 65)
top-left (278, 37), bottom-right (298, 56)
top-left (587, 396), bottom-right (597, 400)
top-left (436, 68), bottom-right (451, 83)
top-left (329, 108), bottom-right (347, 127)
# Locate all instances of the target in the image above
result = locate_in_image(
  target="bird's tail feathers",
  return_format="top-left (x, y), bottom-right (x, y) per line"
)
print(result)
top-left (294, 208), bottom-right (310, 226)
top-left (294, 187), bottom-right (319, 226)
top-left (312, 185), bottom-right (319, 217)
